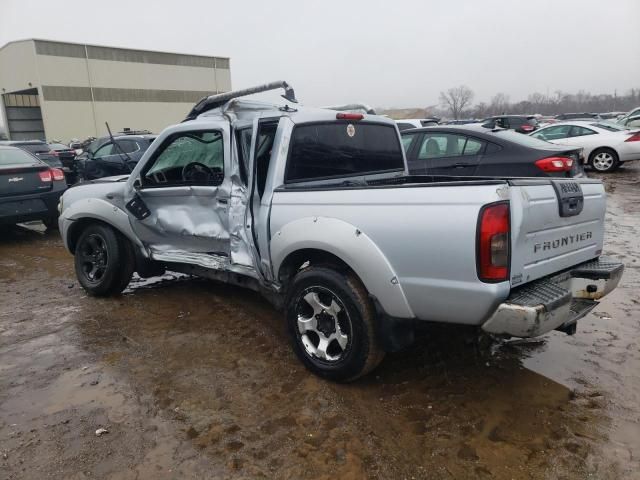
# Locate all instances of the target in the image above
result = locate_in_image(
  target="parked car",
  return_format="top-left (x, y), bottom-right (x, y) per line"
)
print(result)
top-left (0, 140), bottom-right (64, 169)
top-left (442, 119), bottom-right (481, 125)
top-left (0, 139), bottom-right (79, 183)
top-left (617, 115), bottom-right (640, 129)
top-left (537, 116), bottom-right (558, 126)
top-left (555, 113), bottom-right (601, 121)
top-left (78, 134), bottom-right (156, 180)
top-left (617, 107), bottom-right (640, 125)
top-left (530, 121), bottom-right (640, 172)
top-left (57, 81), bottom-right (623, 382)
top-left (395, 118), bottom-right (440, 131)
top-left (599, 112), bottom-right (626, 120)
top-left (0, 145), bottom-right (67, 229)
top-left (481, 115), bottom-right (539, 133)
top-left (76, 129), bottom-right (153, 163)
top-left (401, 125), bottom-right (585, 177)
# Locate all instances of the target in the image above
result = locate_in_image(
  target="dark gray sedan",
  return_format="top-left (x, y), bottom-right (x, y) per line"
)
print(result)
top-left (400, 125), bottom-right (585, 178)
top-left (0, 145), bottom-right (67, 229)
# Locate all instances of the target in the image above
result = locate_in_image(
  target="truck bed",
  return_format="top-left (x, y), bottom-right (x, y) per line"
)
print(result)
top-left (270, 176), bottom-right (606, 325)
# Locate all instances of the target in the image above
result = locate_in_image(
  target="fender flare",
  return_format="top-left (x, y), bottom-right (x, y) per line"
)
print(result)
top-left (61, 198), bottom-right (146, 254)
top-left (270, 216), bottom-right (415, 319)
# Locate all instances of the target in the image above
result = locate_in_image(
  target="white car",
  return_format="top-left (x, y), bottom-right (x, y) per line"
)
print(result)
top-left (530, 121), bottom-right (640, 172)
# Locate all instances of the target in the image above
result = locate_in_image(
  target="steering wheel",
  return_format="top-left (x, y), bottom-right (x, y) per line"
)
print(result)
top-left (181, 162), bottom-right (214, 183)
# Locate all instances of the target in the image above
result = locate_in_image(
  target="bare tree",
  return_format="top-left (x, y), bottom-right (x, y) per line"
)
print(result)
top-left (489, 93), bottom-right (510, 115)
top-left (439, 85), bottom-right (474, 119)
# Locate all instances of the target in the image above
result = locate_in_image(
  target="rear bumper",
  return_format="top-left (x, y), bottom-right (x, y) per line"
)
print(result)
top-left (0, 188), bottom-right (64, 225)
top-left (481, 256), bottom-right (623, 337)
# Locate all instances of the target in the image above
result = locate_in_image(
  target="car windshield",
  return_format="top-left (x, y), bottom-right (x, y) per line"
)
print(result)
top-left (86, 139), bottom-right (101, 154)
top-left (49, 143), bottom-right (70, 150)
top-left (592, 122), bottom-right (628, 132)
top-left (0, 148), bottom-right (38, 165)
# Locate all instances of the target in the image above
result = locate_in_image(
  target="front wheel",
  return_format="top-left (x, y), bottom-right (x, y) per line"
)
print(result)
top-left (285, 266), bottom-right (384, 382)
top-left (74, 224), bottom-right (134, 296)
top-left (589, 148), bottom-right (619, 172)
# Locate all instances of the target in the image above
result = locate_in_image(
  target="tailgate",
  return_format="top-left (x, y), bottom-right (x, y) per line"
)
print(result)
top-left (508, 178), bottom-right (606, 287)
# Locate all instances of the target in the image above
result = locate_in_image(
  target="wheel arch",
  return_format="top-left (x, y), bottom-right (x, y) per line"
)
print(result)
top-left (62, 198), bottom-right (143, 255)
top-left (589, 146), bottom-right (619, 160)
top-left (271, 216), bottom-right (414, 319)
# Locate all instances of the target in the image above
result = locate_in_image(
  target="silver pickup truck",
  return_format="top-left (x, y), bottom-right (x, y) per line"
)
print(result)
top-left (58, 82), bottom-right (623, 381)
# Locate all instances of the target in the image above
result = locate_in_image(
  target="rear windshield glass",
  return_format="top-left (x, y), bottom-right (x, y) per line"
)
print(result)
top-left (487, 130), bottom-right (555, 148)
top-left (591, 122), bottom-right (627, 132)
top-left (0, 148), bottom-right (38, 165)
top-left (285, 122), bottom-right (404, 182)
top-left (20, 143), bottom-right (49, 153)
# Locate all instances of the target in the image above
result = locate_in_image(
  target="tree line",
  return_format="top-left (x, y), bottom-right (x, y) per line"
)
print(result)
top-left (436, 86), bottom-right (640, 119)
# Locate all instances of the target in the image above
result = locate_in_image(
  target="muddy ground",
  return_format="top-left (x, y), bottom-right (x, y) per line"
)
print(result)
top-left (1, 168), bottom-right (639, 480)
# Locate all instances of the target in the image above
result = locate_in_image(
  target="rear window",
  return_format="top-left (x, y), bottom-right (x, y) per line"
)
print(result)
top-left (592, 122), bottom-right (626, 132)
top-left (285, 122), bottom-right (404, 183)
top-left (488, 130), bottom-right (555, 148)
top-left (20, 143), bottom-right (49, 153)
top-left (0, 148), bottom-right (38, 165)
top-left (397, 122), bottom-right (417, 131)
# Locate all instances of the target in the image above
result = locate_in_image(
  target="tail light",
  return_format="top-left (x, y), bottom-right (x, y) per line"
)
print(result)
top-left (535, 156), bottom-right (573, 173)
top-left (51, 168), bottom-right (65, 181)
top-left (38, 168), bottom-right (65, 182)
top-left (521, 125), bottom-right (535, 132)
top-left (336, 113), bottom-right (364, 120)
top-left (48, 150), bottom-right (60, 156)
top-left (625, 132), bottom-right (640, 142)
top-left (38, 170), bottom-right (52, 182)
top-left (477, 202), bottom-right (510, 282)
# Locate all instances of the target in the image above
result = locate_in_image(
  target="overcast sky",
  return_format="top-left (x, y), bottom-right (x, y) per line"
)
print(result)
top-left (1, 0), bottom-right (639, 109)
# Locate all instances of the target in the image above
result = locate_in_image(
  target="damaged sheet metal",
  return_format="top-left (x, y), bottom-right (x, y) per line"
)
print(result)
top-left (131, 185), bottom-right (231, 256)
top-left (185, 81), bottom-right (297, 121)
top-left (229, 181), bottom-right (254, 268)
top-left (150, 249), bottom-right (228, 270)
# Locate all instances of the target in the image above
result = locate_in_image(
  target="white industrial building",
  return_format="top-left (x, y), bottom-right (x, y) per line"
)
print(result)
top-left (0, 39), bottom-right (231, 142)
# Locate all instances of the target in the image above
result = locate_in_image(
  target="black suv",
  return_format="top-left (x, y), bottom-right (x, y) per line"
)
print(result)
top-left (78, 134), bottom-right (156, 180)
top-left (481, 115), bottom-right (539, 133)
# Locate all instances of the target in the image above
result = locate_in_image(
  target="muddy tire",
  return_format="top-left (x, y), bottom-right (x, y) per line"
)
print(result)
top-left (286, 266), bottom-right (385, 382)
top-left (589, 148), bottom-right (619, 172)
top-left (74, 224), bottom-right (134, 296)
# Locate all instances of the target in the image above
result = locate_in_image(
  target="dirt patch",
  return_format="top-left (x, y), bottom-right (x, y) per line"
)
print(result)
top-left (1, 166), bottom-right (639, 479)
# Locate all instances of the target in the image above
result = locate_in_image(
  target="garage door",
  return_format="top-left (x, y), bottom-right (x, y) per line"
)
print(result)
top-left (3, 91), bottom-right (45, 141)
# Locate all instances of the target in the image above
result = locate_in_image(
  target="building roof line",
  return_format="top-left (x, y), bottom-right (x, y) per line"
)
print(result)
top-left (0, 38), bottom-right (230, 61)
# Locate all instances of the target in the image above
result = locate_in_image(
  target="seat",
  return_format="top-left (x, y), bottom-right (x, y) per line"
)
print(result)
top-left (423, 138), bottom-right (441, 157)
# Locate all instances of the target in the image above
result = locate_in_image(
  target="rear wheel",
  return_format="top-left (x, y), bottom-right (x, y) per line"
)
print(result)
top-left (74, 224), bottom-right (134, 296)
top-left (285, 266), bottom-right (384, 382)
top-left (589, 148), bottom-right (619, 172)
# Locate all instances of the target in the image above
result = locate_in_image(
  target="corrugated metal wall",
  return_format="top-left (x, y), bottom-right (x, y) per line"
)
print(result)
top-left (2, 91), bottom-right (45, 140)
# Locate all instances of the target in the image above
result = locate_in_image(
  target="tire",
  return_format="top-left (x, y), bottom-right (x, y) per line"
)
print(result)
top-left (74, 223), bottom-right (134, 296)
top-left (589, 148), bottom-right (619, 172)
top-left (285, 266), bottom-right (385, 382)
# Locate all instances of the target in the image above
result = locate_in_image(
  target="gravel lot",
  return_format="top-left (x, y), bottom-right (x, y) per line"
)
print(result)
top-left (1, 167), bottom-right (638, 479)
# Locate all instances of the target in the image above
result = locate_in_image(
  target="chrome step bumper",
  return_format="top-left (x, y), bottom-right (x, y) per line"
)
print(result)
top-left (482, 256), bottom-right (623, 338)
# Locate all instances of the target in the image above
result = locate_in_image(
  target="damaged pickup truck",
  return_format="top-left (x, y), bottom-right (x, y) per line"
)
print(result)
top-left (58, 81), bottom-right (623, 381)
